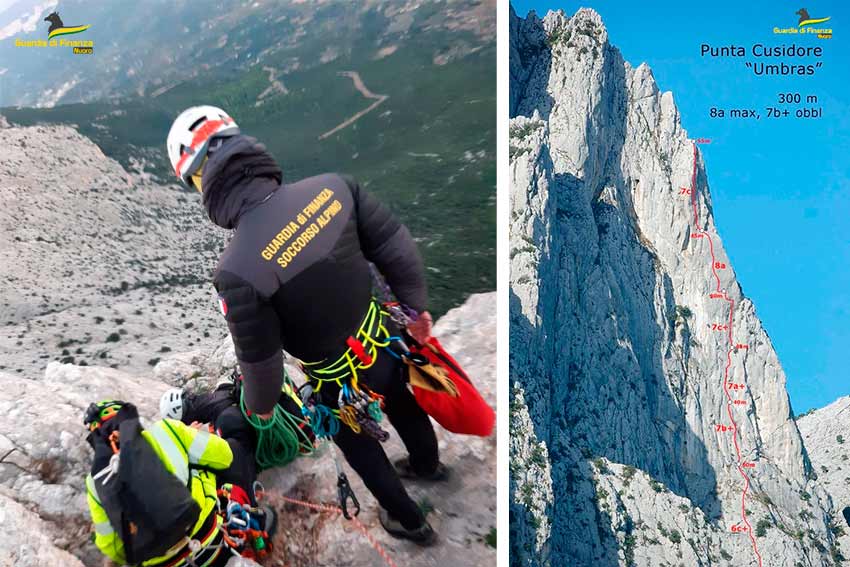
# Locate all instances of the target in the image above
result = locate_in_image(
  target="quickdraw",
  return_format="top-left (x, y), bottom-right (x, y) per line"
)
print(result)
top-left (338, 382), bottom-right (389, 442)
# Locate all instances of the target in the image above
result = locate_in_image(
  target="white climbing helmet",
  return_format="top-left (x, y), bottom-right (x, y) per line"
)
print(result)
top-left (159, 388), bottom-right (185, 421)
top-left (166, 105), bottom-right (240, 188)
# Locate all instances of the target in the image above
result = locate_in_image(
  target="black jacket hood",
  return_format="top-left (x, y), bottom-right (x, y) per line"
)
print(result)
top-left (202, 135), bottom-right (283, 229)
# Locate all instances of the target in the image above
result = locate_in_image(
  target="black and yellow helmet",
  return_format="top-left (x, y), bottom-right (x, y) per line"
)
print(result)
top-left (83, 400), bottom-right (126, 431)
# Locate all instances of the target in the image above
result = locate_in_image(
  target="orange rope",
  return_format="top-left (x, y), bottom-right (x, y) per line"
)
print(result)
top-left (108, 431), bottom-right (120, 454)
top-left (279, 495), bottom-right (398, 567)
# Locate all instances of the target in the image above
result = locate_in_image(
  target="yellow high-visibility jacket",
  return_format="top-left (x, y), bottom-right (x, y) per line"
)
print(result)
top-left (85, 418), bottom-right (233, 566)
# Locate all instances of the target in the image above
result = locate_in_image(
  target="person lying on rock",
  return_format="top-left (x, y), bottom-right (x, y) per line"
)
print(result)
top-left (166, 105), bottom-right (448, 545)
top-left (158, 376), bottom-right (309, 472)
top-left (83, 400), bottom-right (276, 567)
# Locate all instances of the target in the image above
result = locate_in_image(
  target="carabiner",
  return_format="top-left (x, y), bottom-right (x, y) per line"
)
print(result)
top-left (337, 472), bottom-right (360, 520)
top-left (403, 352), bottom-right (429, 367)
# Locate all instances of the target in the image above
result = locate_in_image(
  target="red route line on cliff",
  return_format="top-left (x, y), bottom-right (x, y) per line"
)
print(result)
top-left (688, 142), bottom-right (763, 567)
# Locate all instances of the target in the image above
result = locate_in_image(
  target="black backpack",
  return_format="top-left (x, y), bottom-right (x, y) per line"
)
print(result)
top-left (91, 415), bottom-right (201, 565)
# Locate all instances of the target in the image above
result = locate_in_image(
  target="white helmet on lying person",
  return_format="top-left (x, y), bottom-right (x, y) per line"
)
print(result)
top-left (159, 388), bottom-right (185, 421)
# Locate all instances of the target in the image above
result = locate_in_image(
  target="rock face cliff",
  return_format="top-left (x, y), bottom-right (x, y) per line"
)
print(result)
top-left (509, 7), bottom-right (840, 566)
top-left (798, 398), bottom-right (850, 560)
top-left (0, 292), bottom-right (496, 567)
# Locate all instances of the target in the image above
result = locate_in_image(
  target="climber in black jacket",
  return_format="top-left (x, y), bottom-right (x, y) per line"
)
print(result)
top-left (166, 105), bottom-right (444, 545)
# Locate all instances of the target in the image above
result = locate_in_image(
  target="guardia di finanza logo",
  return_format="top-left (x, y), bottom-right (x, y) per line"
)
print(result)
top-left (44, 12), bottom-right (90, 39)
top-left (13, 10), bottom-right (93, 53)
top-left (774, 7), bottom-right (832, 39)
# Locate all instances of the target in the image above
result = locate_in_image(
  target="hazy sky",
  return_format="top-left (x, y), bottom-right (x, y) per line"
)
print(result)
top-left (0, 0), bottom-right (22, 15)
top-left (512, 0), bottom-right (850, 413)
top-left (0, 0), bottom-right (44, 21)
top-left (0, 0), bottom-right (56, 40)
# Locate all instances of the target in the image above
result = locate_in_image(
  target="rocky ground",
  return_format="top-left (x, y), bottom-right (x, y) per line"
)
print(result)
top-left (0, 292), bottom-right (496, 567)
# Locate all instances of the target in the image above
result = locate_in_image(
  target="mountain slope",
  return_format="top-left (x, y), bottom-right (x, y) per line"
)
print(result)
top-left (509, 7), bottom-right (839, 566)
top-left (0, 0), bottom-right (495, 108)
top-left (0, 120), bottom-right (226, 377)
top-left (798, 397), bottom-right (850, 558)
top-left (1, 0), bottom-right (496, 316)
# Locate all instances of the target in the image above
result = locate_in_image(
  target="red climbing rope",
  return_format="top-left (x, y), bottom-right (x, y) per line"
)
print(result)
top-left (688, 142), bottom-right (763, 567)
top-left (278, 495), bottom-right (399, 567)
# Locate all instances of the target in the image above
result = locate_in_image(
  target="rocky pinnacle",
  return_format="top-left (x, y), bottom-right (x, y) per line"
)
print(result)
top-left (509, 6), bottom-right (838, 567)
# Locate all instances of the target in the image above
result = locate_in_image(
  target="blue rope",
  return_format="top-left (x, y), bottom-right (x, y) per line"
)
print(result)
top-left (308, 404), bottom-right (340, 438)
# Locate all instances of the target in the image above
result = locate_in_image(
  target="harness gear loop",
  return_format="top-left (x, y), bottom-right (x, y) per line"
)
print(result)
top-left (297, 299), bottom-right (393, 438)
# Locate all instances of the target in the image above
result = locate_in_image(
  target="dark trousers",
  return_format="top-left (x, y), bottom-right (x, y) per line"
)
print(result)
top-left (328, 349), bottom-right (439, 530)
top-left (184, 387), bottom-right (258, 505)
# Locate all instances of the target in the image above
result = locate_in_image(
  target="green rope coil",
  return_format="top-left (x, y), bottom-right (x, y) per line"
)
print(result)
top-left (239, 377), bottom-right (315, 471)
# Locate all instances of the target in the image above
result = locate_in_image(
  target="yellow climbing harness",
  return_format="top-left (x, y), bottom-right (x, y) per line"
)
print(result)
top-left (301, 299), bottom-right (392, 392)
top-left (296, 299), bottom-right (393, 441)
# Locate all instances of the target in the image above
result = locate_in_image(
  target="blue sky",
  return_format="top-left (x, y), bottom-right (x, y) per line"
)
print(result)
top-left (512, 1), bottom-right (850, 413)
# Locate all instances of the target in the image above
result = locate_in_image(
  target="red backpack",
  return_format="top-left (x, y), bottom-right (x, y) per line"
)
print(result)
top-left (406, 337), bottom-right (495, 437)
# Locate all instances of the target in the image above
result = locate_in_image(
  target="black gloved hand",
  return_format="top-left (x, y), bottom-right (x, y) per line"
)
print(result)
top-left (87, 431), bottom-right (115, 473)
